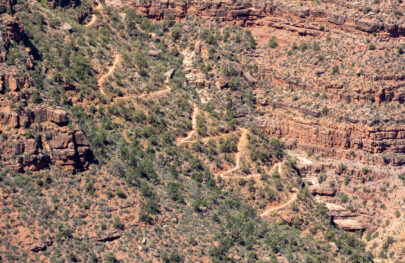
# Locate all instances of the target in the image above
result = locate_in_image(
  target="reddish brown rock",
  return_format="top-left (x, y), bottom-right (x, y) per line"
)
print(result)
top-left (30, 239), bottom-right (53, 253)
top-left (49, 133), bottom-right (72, 149)
top-left (328, 13), bottom-right (346, 25)
top-left (253, 117), bottom-right (405, 166)
top-left (0, 111), bottom-right (19, 127)
top-left (121, 0), bottom-right (405, 37)
top-left (2, 14), bottom-right (25, 42)
top-left (308, 185), bottom-right (336, 196)
top-left (0, 107), bottom-right (91, 172)
top-left (47, 109), bottom-right (68, 125)
top-left (354, 19), bottom-right (381, 33)
top-left (74, 131), bottom-right (89, 146)
top-left (8, 76), bottom-right (18, 91)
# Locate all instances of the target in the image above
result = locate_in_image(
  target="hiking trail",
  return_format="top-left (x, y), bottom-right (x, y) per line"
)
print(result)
top-left (85, 1), bottom-right (102, 27)
top-left (260, 187), bottom-right (298, 217)
top-left (217, 128), bottom-right (249, 177)
top-left (178, 105), bottom-right (199, 144)
top-left (98, 53), bottom-right (121, 96)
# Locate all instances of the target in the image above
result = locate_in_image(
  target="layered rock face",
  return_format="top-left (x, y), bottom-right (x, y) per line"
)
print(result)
top-left (118, 0), bottom-right (405, 37)
top-left (0, 107), bottom-right (91, 172)
top-left (252, 116), bottom-right (405, 167)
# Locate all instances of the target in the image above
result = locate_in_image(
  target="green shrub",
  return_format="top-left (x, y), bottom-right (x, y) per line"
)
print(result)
top-left (166, 182), bottom-right (185, 203)
top-left (104, 252), bottom-right (118, 263)
top-left (268, 36), bottom-right (278, 48)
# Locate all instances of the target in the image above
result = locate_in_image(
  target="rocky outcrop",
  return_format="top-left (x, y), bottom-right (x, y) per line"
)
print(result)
top-left (354, 19), bottom-right (382, 33)
top-left (333, 219), bottom-right (366, 231)
top-left (0, 4), bottom-right (28, 64)
top-left (1, 14), bottom-right (25, 43)
top-left (0, 107), bottom-right (91, 172)
top-left (91, 231), bottom-right (122, 242)
top-left (328, 13), bottom-right (346, 25)
top-left (309, 185), bottom-right (336, 196)
top-left (317, 201), bottom-right (369, 231)
top-left (123, 0), bottom-right (405, 37)
top-left (253, 116), bottom-right (405, 166)
top-left (30, 239), bottom-right (53, 253)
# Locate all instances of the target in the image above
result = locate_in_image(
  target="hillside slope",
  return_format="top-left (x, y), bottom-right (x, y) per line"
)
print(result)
top-left (0, 0), bottom-right (403, 262)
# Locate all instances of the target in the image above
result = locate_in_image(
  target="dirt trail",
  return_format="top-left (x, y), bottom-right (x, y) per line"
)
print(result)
top-left (260, 187), bottom-right (298, 217)
top-left (179, 130), bottom-right (239, 144)
top-left (137, 87), bottom-right (171, 99)
top-left (85, 1), bottom-right (102, 27)
top-left (217, 128), bottom-right (249, 177)
top-left (113, 87), bottom-right (171, 103)
top-left (98, 53), bottom-right (121, 96)
top-left (177, 126), bottom-right (249, 176)
top-left (112, 70), bottom-right (173, 103)
top-left (178, 106), bottom-right (199, 144)
top-left (85, 14), bottom-right (97, 27)
top-left (221, 173), bottom-right (262, 180)
top-left (219, 150), bottom-right (281, 180)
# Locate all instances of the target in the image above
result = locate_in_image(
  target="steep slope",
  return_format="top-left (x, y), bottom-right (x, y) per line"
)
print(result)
top-left (0, 0), bottom-right (401, 262)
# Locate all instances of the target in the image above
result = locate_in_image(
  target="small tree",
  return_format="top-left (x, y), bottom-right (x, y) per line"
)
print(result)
top-left (268, 36), bottom-right (278, 48)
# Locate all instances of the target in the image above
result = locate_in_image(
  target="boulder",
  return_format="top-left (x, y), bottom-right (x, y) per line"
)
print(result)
top-left (164, 69), bottom-right (175, 80)
top-left (32, 108), bottom-right (48, 123)
top-left (24, 138), bottom-right (39, 154)
top-left (8, 76), bottom-right (18, 91)
top-left (49, 134), bottom-right (71, 149)
top-left (328, 13), bottom-right (346, 25)
top-left (30, 239), bottom-right (53, 253)
top-left (355, 19), bottom-right (381, 33)
top-left (92, 232), bottom-right (122, 242)
top-left (149, 49), bottom-right (161, 56)
top-left (334, 219), bottom-right (366, 231)
top-left (309, 185), bottom-right (336, 196)
top-left (47, 109), bottom-right (68, 125)
top-left (60, 23), bottom-right (72, 32)
top-left (74, 131), bottom-right (89, 146)
top-left (148, 42), bottom-right (162, 56)
top-left (243, 71), bottom-right (257, 85)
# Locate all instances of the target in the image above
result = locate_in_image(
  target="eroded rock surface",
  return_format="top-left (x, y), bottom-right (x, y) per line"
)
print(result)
top-left (0, 107), bottom-right (91, 172)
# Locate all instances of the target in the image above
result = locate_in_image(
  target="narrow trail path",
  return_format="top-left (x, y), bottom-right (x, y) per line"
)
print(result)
top-left (112, 70), bottom-right (173, 104)
top-left (221, 173), bottom-right (262, 180)
top-left (260, 187), bottom-right (298, 217)
top-left (178, 106), bottom-right (199, 144)
top-left (98, 53), bottom-right (121, 96)
top-left (221, 160), bottom-right (281, 180)
top-left (113, 87), bottom-right (171, 103)
top-left (85, 13), bottom-right (97, 27)
top-left (179, 130), bottom-right (239, 144)
top-left (85, 1), bottom-right (102, 27)
top-left (217, 128), bottom-right (249, 177)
